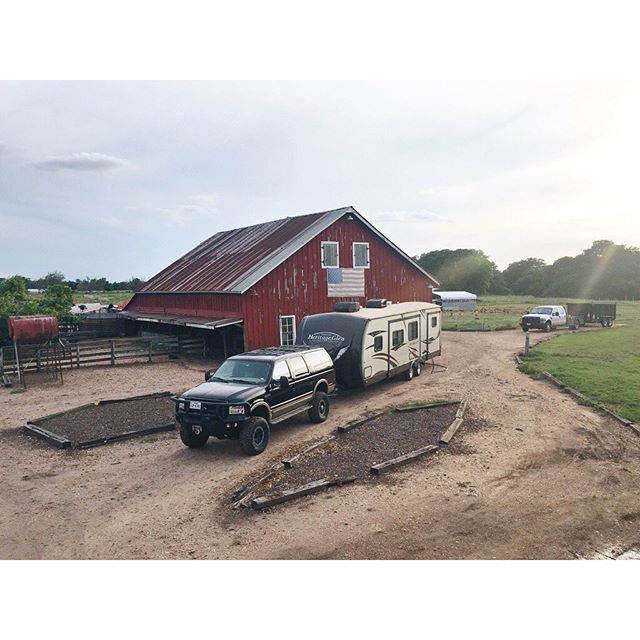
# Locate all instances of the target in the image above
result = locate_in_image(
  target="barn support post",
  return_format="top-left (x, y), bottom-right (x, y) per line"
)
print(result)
top-left (222, 329), bottom-right (228, 360)
top-left (148, 339), bottom-right (153, 363)
top-left (110, 340), bottom-right (116, 366)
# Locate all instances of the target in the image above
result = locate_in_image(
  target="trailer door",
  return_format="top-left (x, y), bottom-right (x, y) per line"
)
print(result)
top-left (426, 311), bottom-right (441, 357)
top-left (388, 318), bottom-right (410, 374)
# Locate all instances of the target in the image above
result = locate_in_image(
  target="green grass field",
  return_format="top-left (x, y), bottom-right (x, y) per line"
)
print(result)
top-left (72, 290), bottom-right (134, 306)
top-left (477, 296), bottom-right (640, 423)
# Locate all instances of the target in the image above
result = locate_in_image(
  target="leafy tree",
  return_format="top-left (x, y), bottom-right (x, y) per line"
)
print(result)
top-left (416, 249), bottom-right (499, 294)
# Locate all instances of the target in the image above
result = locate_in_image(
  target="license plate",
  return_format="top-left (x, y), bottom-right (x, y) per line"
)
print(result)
top-left (189, 401), bottom-right (202, 410)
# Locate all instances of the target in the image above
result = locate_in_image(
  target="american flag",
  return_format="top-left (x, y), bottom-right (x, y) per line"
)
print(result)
top-left (327, 268), bottom-right (365, 297)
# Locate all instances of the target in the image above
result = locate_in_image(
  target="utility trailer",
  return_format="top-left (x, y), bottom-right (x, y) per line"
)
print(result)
top-left (296, 299), bottom-right (442, 389)
top-left (565, 302), bottom-right (616, 328)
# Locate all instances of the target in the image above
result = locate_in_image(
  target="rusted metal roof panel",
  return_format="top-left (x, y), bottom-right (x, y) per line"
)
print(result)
top-left (137, 206), bottom-right (438, 295)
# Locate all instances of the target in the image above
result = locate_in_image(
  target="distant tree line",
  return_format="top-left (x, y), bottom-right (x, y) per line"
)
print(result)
top-left (415, 240), bottom-right (640, 299)
top-left (12, 272), bottom-right (144, 292)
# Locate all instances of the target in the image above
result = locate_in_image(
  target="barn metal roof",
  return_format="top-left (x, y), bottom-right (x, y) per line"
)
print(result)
top-left (137, 206), bottom-right (438, 294)
top-left (120, 310), bottom-right (243, 330)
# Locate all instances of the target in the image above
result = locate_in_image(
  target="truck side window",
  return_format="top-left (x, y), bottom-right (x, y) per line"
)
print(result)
top-left (271, 360), bottom-right (290, 383)
top-left (288, 356), bottom-right (309, 378)
top-left (431, 316), bottom-right (438, 328)
top-left (374, 335), bottom-right (383, 352)
top-left (408, 321), bottom-right (418, 341)
top-left (392, 329), bottom-right (404, 348)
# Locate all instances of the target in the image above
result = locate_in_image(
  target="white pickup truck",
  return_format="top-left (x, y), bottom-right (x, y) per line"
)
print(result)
top-left (520, 305), bottom-right (567, 332)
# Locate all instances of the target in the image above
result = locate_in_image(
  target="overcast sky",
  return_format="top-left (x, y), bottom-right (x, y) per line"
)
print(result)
top-left (1, 81), bottom-right (638, 281)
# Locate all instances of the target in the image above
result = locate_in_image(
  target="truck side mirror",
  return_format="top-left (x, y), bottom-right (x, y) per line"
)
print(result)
top-left (279, 376), bottom-right (290, 389)
top-left (205, 370), bottom-right (212, 382)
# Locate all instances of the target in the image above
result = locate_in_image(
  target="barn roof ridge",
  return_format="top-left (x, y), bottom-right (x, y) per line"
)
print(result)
top-left (136, 205), bottom-right (438, 295)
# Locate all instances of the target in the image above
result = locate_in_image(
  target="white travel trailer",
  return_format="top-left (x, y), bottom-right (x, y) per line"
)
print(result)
top-left (296, 300), bottom-right (442, 389)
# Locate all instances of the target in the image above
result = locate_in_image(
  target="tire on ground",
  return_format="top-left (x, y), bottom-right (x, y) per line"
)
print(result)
top-left (308, 391), bottom-right (330, 423)
top-left (239, 416), bottom-right (270, 455)
top-left (180, 423), bottom-right (209, 448)
top-left (404, 364), bottom-right (415, 381)
top-left (414, 361), bottom-right (422, 376)
top-left (544, 321), bottom-right (551, 333)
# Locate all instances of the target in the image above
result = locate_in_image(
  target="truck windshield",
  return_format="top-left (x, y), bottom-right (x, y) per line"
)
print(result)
top-left (530, 307), bottom-right (553, 315)
top-left (210, 359), bottom-right (271, 385)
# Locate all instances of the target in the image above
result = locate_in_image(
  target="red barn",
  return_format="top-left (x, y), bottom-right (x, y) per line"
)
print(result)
top-left (123, 206), bottom-right (438, 354)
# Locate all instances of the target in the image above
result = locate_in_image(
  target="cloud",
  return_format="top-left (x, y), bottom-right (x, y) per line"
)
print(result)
top-left (34, 152), bottom-right (129, 172)
top-left (372, 210), bottom-right (451, 224)
top-left (157, 194), bottom-right (218, 225)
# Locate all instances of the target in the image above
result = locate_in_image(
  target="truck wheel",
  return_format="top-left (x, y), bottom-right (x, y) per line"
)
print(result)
top-left (180, 423), bottom-right (209, 448)
top-left (404, 364), bottom-right (415, 381)
top-left (414, 361), bottom-right (422, 376)
top-left (544, 321), bottom-right (551, 333)
top-left (239, 417), bottom-right (270, 455)
top-left (522, 325), bottom-right (529, 332)
top-left (308, 391), bottom-right (330, 423)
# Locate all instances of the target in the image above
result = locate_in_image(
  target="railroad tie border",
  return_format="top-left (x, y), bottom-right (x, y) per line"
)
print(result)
top-left (251, 476), bottom-right (357, 510)
top-left (394, 400), bottom-right (459, 412)
top-left (439, 401), bottom-right (467, 444)
top-left (282, 434), bottom-right (337, 469)
top-left (370, 444), bottom-right (438, 475)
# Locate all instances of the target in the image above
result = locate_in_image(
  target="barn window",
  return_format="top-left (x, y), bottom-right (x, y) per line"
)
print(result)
top-left (392, 329), bottom-right (404, 348)
top-left (352, 242), bottom-right (370, 268)
top-left (374, 335), bottom-right (383, 352)
top-left (321, 241), bottom-right (339, 268)
top-left (408, 321), bottom-right (418, 341)
top-left (279, 315), bottom-right (296, 346)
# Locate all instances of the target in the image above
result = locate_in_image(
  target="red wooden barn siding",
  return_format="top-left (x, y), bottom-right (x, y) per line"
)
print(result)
top-left (127, 215), bottom-right (432, 350)
top-left (242, 216), bottom-right (432, 349)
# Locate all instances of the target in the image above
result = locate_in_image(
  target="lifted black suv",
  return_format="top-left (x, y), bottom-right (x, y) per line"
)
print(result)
top-left (173, 346), bottom-right (336, 455)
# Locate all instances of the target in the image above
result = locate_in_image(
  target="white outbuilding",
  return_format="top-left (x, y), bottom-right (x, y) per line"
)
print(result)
top-left (432, 290), bottom-right (478, 311)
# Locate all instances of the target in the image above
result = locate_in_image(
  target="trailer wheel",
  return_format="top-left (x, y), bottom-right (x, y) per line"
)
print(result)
top-left (239, 417), bottom-right (270, 455)
top-left (404, 364), bottom-right (415, 381)
top-left (544, 321), bottom-right (551, 333)
top-left (308, 391), bottom-right (330, 423)
top-left (414, 361), bottom-right (422, 376)
top-left (180, 423), bottom-right (209, 448)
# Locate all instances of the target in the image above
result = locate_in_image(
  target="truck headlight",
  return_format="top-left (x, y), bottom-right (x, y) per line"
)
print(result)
top-left (228, 405), bottom-right (246, 415)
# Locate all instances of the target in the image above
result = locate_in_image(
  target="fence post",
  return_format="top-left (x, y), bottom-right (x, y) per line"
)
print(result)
top-left (110, 340), bottom-right (116, 366)
top-left (36, 349), bottom-right (42, 373)
top-left (148, 339), bottom-right (153, 363)
top-left (524, 333), bottom-right (530, 357)
top-left (76, 343), bottom-right (80, 368)
top-left (0, 348), bottom-right (3, 379)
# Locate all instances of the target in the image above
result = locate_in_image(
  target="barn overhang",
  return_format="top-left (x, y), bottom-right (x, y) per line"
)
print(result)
top-left (120, 310), bottom-right (243, 331)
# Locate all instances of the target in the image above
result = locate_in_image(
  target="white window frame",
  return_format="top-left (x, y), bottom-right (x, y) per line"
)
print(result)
top-left (321, 241), bottom-right (339, 269)
top-left (279, 315), bottom-right (296, 346)
top-left (352, 242), bottom-right (370, 269)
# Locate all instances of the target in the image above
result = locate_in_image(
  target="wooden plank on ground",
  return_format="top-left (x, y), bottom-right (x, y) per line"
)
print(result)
top-left (337, 410), bottom-right (387, 433)
top-left (282, 434), bottom-right (336, 468)
top-left (251, 476), bottom-right (356, 509)
top-left (394, 400), bottom-right (459, 412)
top-left (439, 417), bottom-right (464, 444)
top-left (23, 423), bottom-right (72, 449)
top-left (370, 445), bottom-right (438, 475)
top-left (455, 400), bottom-right (468, 419)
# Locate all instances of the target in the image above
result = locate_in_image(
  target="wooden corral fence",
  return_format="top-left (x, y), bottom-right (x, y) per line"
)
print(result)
top-left (0, 335), bottom-right (205, 377)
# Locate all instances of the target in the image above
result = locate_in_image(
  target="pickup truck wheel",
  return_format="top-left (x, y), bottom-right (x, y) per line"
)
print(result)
top-left (544, 321), bottom-right (551, 333)
top-left (180, 423), bottom-right (209, 448)
top-left (414, 361), bottom-right (422, 376)
top-left (308, 391), bottom-right (330, 423)
top-left (239, 417), bottom-right (270, 455)
top-left (522, 325), bottom-right (529, 332)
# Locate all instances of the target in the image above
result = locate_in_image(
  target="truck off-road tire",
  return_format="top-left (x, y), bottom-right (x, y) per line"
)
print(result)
top-left (405, 364), bottom-right (415, 381)
top-left (308, 391), bottom-right (330, 423)
top-left (180, 423), bottom-right (209, 448)
top-left (544, 321), bottom-right (552, 333)
top-left (414, 361), bottom-right (422, 376)
top-left (239, 417), bottom-right (270, 455)
top-left (522, 325), bottom-right (529, 332)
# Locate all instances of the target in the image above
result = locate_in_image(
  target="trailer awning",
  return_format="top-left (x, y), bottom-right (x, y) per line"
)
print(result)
top-left (120, 311), bottom-right (243, 330)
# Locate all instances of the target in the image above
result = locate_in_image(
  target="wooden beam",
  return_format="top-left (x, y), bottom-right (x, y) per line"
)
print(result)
top-left (455, 400), bottom-right (468, 419)
top-left (439, 417), bottom-right (464, 444)
top-left (394, 400), bottom-right (459, 412)
top-left (251, 476), bottom-right (356, 510)
top-left (282, 435), bottom-right (335, 468)
top-left (370, 445), bottom-right (438, 475)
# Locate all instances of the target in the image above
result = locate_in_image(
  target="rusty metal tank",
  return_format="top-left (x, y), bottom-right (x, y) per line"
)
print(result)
top-left (8, 315), bottom-right (59, 344)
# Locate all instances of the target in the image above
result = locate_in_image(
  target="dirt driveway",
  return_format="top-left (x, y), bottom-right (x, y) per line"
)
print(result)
top-left (1, 330), bottom-right (639, 559)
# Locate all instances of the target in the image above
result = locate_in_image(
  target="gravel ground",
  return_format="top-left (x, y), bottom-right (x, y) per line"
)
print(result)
top-left (254, 404), bottom-right (462, 496)
top-left (30, 395), bottom-right (175, 447)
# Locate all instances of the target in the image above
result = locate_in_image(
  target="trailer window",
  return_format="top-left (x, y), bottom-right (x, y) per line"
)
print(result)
top-left (392, 329), bottom-right (404, 348)
top-left (374, 335), bottom-right (383, 352)
top-left (408, 321), bottom-right (418, 341)
top-left (431, 316), bottom-right (438, 328)
top-left (288, 356), bottom-right (309, 378)
top-left (321, 241), bottom-right (339, 268)
top-left (279, 316), bottom-right (296, 346)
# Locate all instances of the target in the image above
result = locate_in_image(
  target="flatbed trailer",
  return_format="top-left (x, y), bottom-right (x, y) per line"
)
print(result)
top-left (566, 302), bottom-right (616, 328)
